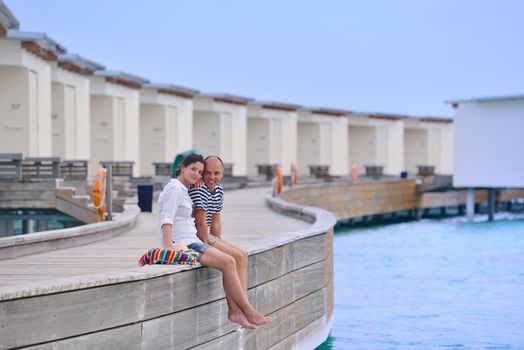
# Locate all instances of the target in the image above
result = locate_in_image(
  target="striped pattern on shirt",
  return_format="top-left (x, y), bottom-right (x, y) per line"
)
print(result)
top-left (188, 183), bottom-right (224, 226)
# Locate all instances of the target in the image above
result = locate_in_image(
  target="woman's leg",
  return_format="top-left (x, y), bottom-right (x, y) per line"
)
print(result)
top-left (200, 247), bottom-right (271, 326)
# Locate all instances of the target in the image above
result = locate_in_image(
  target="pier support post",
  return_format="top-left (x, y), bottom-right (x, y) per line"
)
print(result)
top-left (0, 220), bottom-right (15, 236)
top-left (488, 188), bottom-right (496, 221)
top-left (466, 188), bottom-right (475, 222)
top-left (36, 220), bottom-right (48, 232)
top-left (22, 219), bottom-right (34, 234)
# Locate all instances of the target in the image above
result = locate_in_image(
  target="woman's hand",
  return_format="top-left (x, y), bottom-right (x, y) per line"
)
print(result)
top-left (194, 178), bottom-right (204, 189)
top-left (162, 224), bottom-right (175, 250)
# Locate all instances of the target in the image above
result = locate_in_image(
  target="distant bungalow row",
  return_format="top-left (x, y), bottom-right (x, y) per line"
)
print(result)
top-left (0, 4), bottom-right (453, 179)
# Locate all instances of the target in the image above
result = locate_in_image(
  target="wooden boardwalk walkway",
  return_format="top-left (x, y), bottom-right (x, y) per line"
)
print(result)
top-left (0, 187), bottom-right (310, 289)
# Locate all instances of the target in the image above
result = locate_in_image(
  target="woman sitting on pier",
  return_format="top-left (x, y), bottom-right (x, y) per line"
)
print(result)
top-left (158, 153), bottom-right (272, 329)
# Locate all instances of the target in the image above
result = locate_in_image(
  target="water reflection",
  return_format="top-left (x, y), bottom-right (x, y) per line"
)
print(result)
top-left (0, 208), bottom-right (83, 237)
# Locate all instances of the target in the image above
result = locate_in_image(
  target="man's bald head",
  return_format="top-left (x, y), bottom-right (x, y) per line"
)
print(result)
top-left (204, 155), bottom-right (224, 169)
top-left (203, 155), bottom-right (224, 189)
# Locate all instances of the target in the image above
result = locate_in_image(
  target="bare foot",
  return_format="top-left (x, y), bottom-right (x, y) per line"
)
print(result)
top-left (229, 312), bottom-right (256, 329)
top-left (245, 310), bottom-right (273, 326)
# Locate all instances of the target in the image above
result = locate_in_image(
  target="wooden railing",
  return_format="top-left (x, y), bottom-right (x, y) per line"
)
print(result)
top-left (364, 165), bottom-right (384, 178)
top-left (153, 162), bottom-right (171, 176)
top-left (417, 165), bottom-right (435, 176)
top-left (21, 157), bottom-right (61, 180)
top-left (308, 165), bottom-right (330, 178)
top-left (100, 161), bottom-right (134, 178)
top-left (256, 164), bottom-right (278, 180)
top-left (60, 160), bottom-right (88, 180)
top-left (223, 163), bottom-right (234, 176)
top-left (0, 153), bottom-right (22, 180)
top-left (280, 179), bottom-right (417, 220)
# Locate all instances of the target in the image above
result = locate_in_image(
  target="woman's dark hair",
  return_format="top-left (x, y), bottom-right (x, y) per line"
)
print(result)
top-left (175, 153), bottom-right (204, 177)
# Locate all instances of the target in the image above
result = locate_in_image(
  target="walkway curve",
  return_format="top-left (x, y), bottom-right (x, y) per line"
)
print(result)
top-left (0, 186), bottom-right (335, 350)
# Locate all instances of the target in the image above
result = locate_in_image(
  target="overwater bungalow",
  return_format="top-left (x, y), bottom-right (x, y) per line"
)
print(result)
top-left (139, 83), bottom-right (198, 176)
top-left (297, 107), bottom-right (349, 176)
top-left (449, 95), bottom-right (524, 220)
top-left (52, 54), bottom-right (104, 161)
top-left (347, 112), bottom-right (404, 176)
top-left (0, 30), bottom-right (65, 157)
top-left (403, 116), bottom-right (454, 176)
top-left (246, 101), bottom-right (299, 176)
top-left (193, 93), bottom-right (252, 176)
top-left (89, 70), bottom-right (149, 176)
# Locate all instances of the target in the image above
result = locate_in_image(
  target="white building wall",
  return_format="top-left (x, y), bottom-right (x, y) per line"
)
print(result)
top-left (90, 95), bottom-right (113, 173)
top-left (439, 122), bottom-right (454, 175)
top-left (193, 111), bottom-right (221, 157)
top-left (246, 106), bottom-right (298, 176)
top-left (221, 112), bottom-right (233, 163)
top-left (140, 91), bottom-right (195, 176)
top-left (348, 125), bottom-right (376, 175)
top-left (386, 119), bottom-right (404, 175)
top-left (375, 126), bottom-right (389, 171)
top-left (0, 65), bottom-right (29, 154)
top-left (175, 98), bottom-right (194, 153)
top-left (90, 76), bottom-right (140, 176)
top-left (403, 119), bottom-right (454, 175)
top-left (280, 112), bottom-right (297, 176)
top-left (51, 66), bottom-right (91, 160)
top-left (230, 106), bottom-right (247, 176)
top-left (269, 118), bottom-right (282, 165)
top-left (247, 118), bottom-right (270, 175)
top-left (404, 128), bottom-right (428, 174)
top-left (0, 39), bottom-right (52, 156)
top-left (453, 99), bottom-right (524, 187)
top-left (139, 104), bottom-right (165, 176)
top-left (194, 97), bottom-right (247, 176)
top-left (297, 110), bottom-right (348, 176)
top-left (51, 82), bottom-right (65, 157)
top-left (297, 121), bottom-right (320, 175)
top-left (348, 114), bottom-right (403, 176)
top-left (330, 116), bottom-right (349, 175)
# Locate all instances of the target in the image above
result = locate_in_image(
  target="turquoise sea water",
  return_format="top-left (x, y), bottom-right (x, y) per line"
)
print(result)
top-left (0, 209), bottom-right (83, 237)
top-left (317, 216), bottom-right (524, 349)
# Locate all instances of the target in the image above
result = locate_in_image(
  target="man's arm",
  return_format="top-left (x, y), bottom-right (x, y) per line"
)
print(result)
top-left (194, 209), bottom-right (209, 243)
top-left (210, 212), bottom-right (221, 238)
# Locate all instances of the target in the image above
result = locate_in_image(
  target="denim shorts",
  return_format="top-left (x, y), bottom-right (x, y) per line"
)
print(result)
top-left (188, 242), bottom-right (211, 253)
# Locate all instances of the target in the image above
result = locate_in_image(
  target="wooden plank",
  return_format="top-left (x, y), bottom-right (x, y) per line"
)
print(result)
top-left (0, 282), bottom-right (142, 349)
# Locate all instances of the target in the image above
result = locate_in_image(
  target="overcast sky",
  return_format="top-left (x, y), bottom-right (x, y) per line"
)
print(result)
top-left (7, 0), bottom-right (524, 117)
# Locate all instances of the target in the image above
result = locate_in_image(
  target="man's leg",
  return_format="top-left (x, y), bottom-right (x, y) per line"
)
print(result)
top-left (210, 237), bottom-right (249, 291)
top-left (199, 246), bottom-right (270, 327)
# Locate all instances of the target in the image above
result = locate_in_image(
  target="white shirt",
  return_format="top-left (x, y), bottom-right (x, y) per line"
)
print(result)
top-left (158, 179), bottom-right (200, 246)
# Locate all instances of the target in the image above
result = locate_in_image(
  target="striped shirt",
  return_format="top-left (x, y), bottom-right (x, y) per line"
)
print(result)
top-left (188, 183), bottom-right (224, 226)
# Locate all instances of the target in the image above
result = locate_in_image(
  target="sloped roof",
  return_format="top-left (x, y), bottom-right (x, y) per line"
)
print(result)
top-left (0, 1), bottom-right (20, 31)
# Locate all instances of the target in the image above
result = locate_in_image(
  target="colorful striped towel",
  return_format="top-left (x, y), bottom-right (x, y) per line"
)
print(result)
top-left (138, 248), bottom-right (199, 266)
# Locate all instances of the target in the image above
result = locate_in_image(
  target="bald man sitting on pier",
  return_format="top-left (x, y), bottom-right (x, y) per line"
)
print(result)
top-left (188, 156), bottom-right (249, 293)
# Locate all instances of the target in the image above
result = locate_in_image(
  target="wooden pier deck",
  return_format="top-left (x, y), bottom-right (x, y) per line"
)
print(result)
top-left (0, 187), bottom-right (310, 289)
top-left (0, 186), bottom-right (334, 350)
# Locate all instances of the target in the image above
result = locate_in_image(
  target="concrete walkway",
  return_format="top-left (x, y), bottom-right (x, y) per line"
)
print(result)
top-left (0, 187), bottom-right (310, 289)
